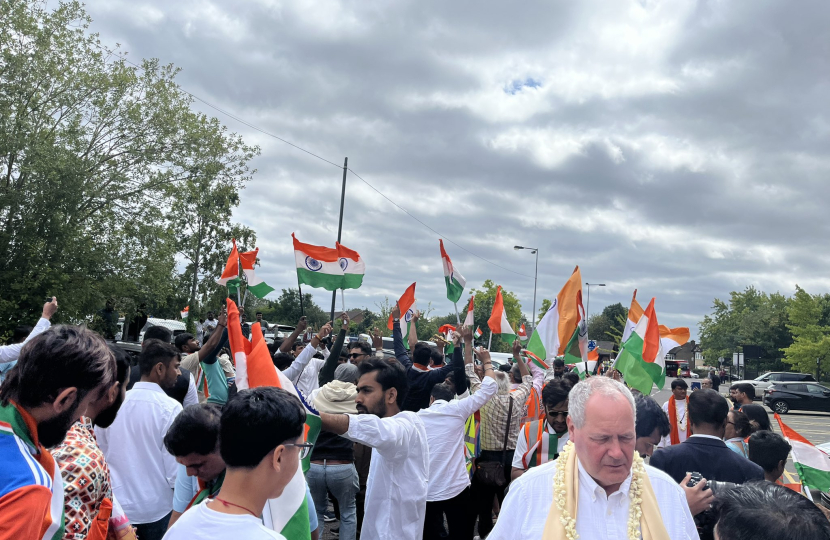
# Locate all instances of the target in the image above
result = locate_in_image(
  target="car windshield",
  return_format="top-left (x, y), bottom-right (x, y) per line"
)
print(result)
top-left (754, 373), bottom-right (771, 381)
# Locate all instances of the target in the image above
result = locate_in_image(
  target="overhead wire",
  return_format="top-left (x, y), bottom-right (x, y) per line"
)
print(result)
top-left (91, 42), bottom-right (535, 279)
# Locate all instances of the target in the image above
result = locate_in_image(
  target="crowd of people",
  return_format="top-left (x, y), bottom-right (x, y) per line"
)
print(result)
top-left (1, 297), bottom-right (830, 540)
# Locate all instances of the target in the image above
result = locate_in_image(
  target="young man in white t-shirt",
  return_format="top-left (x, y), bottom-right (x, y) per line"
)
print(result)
top-left (164, 386), bottom-right (309, 540)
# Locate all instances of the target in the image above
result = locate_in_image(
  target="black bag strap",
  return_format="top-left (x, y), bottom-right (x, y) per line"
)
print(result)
top-left (501, 396), bottom-right (514, 464)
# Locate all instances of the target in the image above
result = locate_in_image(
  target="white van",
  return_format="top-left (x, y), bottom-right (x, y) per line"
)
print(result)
top-left (139, 318), bottom-right (187, 343)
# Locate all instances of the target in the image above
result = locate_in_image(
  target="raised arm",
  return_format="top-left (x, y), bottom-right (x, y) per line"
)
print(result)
top-left (0, 298), bottom-right (56, 364)
top-left (514, 340), bottom-right (542, 395)
top-left (450, 333), bottom-right (468, 394)
top-left (282, 323), bottom-right (332, 382)
top-left (391, 303), bottom-right (412, 368)
top-left (319, 314), bottom-right (349, 386)
top-left (279, 316), bottom-right (308, 354)
top-left (202, 329), bottom-right (230, 404)
top-left (512, 339), bottom-right (530, 379)
top-left (408, 310), bottom-right (420, 350)
top-left (197, 309), bottom-right (228, 361)
top-left (320, 411), bottom-right (351, 435)
top-left (461, 325), bottom-right (475, 366)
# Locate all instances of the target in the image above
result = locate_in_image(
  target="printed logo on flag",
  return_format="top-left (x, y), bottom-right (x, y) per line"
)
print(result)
top-left (305, 256), bottom-right (323, 272)
top-left (405, 309), bottom-right (414, 323)
top-left (339, 257), bottom-right (348, 271)
top-left (549, 299), bottom-right (557, 312)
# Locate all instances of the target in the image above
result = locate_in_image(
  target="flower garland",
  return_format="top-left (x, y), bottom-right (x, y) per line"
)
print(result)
top-left (552, 442), bottom-right (646, 540)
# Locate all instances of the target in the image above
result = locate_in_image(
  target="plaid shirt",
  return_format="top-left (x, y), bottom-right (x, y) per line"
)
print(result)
top-left (467, 364), bottom-right (532, 451)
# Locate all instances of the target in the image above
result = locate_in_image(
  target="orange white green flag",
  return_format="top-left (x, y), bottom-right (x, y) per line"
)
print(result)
top-left (226, 298), bottom-right (320, 540)
top-left (518, 324), bottom-right (528, 342)
top-left (217, 239), bottom-right (240, 285)
top-left (620, 289), bottom-right (644, 344)
top-left (658, 325), bottom-right (691, 355)
top-left (615, 298), bottom-right (666, 394)
top-left (775, 413), bottom-right (830, 493)
top-left (463, 296), bottom-right (475, 327)
top-left (487, 286), bottom-right (516, 343)
top-left (388, 283), bottom-right (417, 349)
top-left (292, 234), bottom-right (364, 291)
top-left (238, 248), bottom-right (274, 299)
top-left (439, 240), bottom-right (466, 303)
top-left (527, 266), bottom-right (588, 367)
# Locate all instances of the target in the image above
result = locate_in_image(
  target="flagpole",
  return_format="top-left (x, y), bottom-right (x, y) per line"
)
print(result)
top-left (341, 289), bottom-right (346, 312)
top-left (453, 303), bottom-right (461, 326)
top-left (297, 281), bottom-right (305, 317)
top-left (330, 157), bottom-right (348, 325)
top-left (487, 330), bottom-right (493, 349)
top-left (236, 255), bottom-right (242, 308)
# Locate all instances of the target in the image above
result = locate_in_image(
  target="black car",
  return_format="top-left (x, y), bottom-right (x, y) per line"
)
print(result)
top-left (763, 382), bottom-right (830, 414)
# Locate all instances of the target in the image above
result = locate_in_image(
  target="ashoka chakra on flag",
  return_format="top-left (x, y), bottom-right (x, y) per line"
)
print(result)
top-left (293, 233), bottom-right (364, 291)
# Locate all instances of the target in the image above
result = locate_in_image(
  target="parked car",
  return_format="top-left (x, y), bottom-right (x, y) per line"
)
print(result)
top-left (735, 372), bottom-right (816, 399)
top-left (763, 382), bottom-right (830, 414)
top-left (139, 318), bottom-right (186, 343)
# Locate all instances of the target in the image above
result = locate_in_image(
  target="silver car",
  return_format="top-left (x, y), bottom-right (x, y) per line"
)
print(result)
top-left (733, 371), bottom-right (816, 398)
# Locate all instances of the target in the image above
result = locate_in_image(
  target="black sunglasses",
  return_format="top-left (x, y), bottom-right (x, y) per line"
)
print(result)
top-left (349, 353), bottom-right (366, 359)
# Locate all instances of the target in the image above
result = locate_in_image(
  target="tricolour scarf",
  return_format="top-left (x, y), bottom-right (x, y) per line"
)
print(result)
top-left (667, 396), bottom-right (691, 446)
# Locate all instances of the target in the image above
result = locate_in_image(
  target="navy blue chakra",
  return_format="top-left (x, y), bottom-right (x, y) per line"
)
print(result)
top-left (305, 256), bottom-right (323, 272)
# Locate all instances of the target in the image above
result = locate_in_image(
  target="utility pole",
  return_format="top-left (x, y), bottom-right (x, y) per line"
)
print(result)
top-left (330, 157), bottom-right (348, 325)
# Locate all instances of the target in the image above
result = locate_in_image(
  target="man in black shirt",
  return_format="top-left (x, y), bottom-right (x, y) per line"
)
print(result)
top-left (390, 303), bottom-right (454, 412)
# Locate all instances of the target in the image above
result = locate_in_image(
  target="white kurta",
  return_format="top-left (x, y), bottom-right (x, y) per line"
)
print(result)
top-left (658, 399), bottom-right (689, 448)
top-left (488, 458), bottom-right (699, 540)
top-left (344, 412), bottom-right (429, 540)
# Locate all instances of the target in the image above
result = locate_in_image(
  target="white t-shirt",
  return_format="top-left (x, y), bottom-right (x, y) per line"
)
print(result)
top-left (163, 500), bottom-right (285, 540)
top-left (658, 399), bottom-right (688, 448)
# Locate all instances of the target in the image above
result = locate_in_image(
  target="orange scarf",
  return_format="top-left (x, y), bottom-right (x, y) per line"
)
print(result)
top-left (667, 396), bottom-right (691, 445)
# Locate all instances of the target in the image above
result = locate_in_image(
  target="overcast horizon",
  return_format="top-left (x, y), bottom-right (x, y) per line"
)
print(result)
top-left (82, 0), bottom-right (830, 338)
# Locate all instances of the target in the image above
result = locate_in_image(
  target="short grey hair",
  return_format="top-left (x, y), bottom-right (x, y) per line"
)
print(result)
top-left (569, 377), bottom-right (636, 429)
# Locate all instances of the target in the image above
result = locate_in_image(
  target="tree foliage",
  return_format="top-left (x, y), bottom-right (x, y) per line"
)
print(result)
top-left (699, 286), bottom-right (792, 368)
top-left (587, 303), bottom-right (628, 345)
top-left (782, 286), bottom-right (830, 378)
top-left (0, 0), bottom-right (258, 334)
top-left (466, 280), bottom-right (524, 352)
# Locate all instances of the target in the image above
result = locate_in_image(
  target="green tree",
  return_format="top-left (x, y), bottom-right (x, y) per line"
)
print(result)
top-left (699, 286), bottom-right (792, 373)
top-left (587, 303), bottom-right (628, 345)
top-left (466, 280), bottom-right (523, 352)
top-left (0, 0), bottom-right (259, 334)
top-left (782, 286), bottom-right (830, 378)
top-left (254, 289), bottom-right (328, 331)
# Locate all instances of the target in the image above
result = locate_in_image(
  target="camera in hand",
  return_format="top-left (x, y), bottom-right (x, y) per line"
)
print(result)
top-left (686, 471), bottom-right (737, 494)
top-left (686, 472), bottom-right (738, 540)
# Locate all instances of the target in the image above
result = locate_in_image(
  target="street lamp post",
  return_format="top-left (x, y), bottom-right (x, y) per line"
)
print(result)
top-left (514, 246), bottom-right (539, 335)
top-left (584, 282), bottom-right (606, 330)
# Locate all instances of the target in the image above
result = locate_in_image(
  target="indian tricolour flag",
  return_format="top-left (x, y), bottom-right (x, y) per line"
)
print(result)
top-left (464, 296), bottom-right (475, 327)
top-left (524, 350), bottom-right (549, 370)
top-left (620, 289), bottom-right (644, 343)
top-left (487, 286), bottom-right (516, 343)
top-left (775, 414), bottom-right (830, 492)
top-left (659, 325), bottom-right (690, 355)
top-left (388, 283), bottom-right (417, 350)
top-left (217, 239), bottom-right (240, 285)
top-left (292, 233), bottom-right (365, 291)
top-left (518, 324), bottom-right (528, 342)
top-left (439, 324), bottom-right (456, 354)
top-left (474, 326), bottom-right (483, 339)
top-left (527, 267), bottom-right (588, 368)
top-left (180, 306), bottom-right (189, 319)
top-left (226, 298), bottom-right (320, 540)
top-left (615, 298), bottom-right (666, 394)
top-left (239, 248), bottom-right (275, 299)
top-left (439, 240), bottom-right (466, 303)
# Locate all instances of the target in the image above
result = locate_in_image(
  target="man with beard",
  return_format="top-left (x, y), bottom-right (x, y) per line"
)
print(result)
top-left (52, 344), bottom-right (133, 540)
top-left (0, 325), bottom-right (116, 540)
top-left (97, 340), bottom-right (183, 540)
top-left (319, 358), bottom-right (428, 540)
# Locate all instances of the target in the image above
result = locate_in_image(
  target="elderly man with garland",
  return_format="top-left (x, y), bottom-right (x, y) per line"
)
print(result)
top-left (488, 376), bottom-right (698, 540)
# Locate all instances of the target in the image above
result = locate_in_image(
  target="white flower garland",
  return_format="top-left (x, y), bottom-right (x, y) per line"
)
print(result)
top-left (553, 442), bottom-right (646, 540)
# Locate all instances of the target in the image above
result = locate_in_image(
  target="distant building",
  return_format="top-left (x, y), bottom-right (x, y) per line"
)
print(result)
top-left (668, 340), bottom-right (703, 370)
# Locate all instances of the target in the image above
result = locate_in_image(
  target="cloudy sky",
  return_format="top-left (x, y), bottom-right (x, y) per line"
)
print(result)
top-left (83, 0), bottom-right (830, 337)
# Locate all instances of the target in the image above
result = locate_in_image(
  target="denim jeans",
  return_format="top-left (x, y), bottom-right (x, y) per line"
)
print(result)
top-left (306, 462), bottom-right (359, 540)
top-left (134, 511), bottom-right (171, 540)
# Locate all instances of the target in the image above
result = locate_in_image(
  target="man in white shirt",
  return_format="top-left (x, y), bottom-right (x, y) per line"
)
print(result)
top-left (658, 378), bottom-right (689, 448)
top-left (320, 358), bottom-right (428, 540)
top-left (418, 346), bottom-right (498, 540)
top-left (164, 387), bottom-right (307, 540)
top-left (0, 296), bottom-right (57, 364)
top-left (98, 340), bottom-right (184, 540)
top-left (278, 322), bottom-right (332, 397)
top-left (488, 377), bottom-right (698, 540)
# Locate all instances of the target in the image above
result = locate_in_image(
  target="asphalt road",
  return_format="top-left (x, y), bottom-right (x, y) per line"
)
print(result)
top-left (650, 378), bottom-right (830, 485)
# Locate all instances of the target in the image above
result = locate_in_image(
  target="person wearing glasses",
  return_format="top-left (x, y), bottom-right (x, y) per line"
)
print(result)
top-left (163, 387), bottom-right (310, 540)
top-left (510, 378), bottom-right (573, 481)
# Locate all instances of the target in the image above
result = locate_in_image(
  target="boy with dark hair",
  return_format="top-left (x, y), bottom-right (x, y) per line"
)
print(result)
top-left (164, 404), bottom-right (226, 528)
top-left (0, 324), bottom-right (115, 540)
top-left (748, 431), bottom-right (791, 483)
top-left (634, 393), bottom-right (671, 458)
top-left (164, 387), bottom-right (306, 540)
top-left (320, 358), bottom-right (429, 540)
top-left (659, 378), bottom-right (689, 447)
top-left (713, 482), bottom-right (830, 540)
top-left (729, 382), bottom-right (755, 410)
